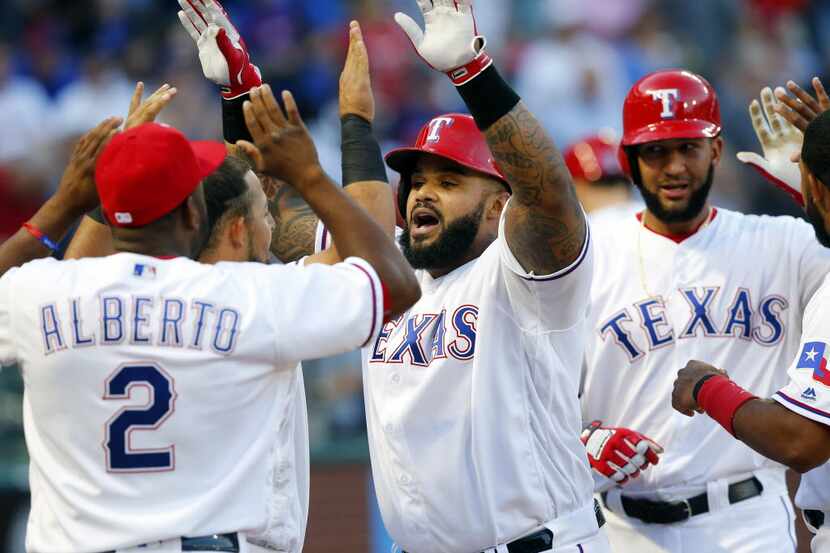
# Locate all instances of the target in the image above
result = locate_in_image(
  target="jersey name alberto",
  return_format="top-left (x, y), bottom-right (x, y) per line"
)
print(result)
top-left (0, 253), bottom-right (382, 553)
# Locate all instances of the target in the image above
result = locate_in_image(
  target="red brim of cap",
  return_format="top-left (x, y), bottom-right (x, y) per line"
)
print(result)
top-left (191, 141), bottom-right (230, 181)
top-left (385, 147), bottom-right (507, 185)
top-left (622, 120), bottom-right (722, 146)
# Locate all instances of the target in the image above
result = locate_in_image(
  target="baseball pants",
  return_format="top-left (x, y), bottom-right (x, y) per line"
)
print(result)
top-left (601, 481), bottom-right (796, 552)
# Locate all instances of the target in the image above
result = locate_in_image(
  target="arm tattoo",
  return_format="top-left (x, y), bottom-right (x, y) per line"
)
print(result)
top-left (484, 102), bottom-right (586, 274)
top-left (268, 180), bottom-right (319, 263)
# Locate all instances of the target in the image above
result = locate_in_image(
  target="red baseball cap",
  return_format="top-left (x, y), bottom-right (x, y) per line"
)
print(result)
top-left (95, 123), bottom-right (228, 228)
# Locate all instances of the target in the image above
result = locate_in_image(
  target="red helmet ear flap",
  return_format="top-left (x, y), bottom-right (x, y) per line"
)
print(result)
top-left (617, 145), bottom-right (632, 180)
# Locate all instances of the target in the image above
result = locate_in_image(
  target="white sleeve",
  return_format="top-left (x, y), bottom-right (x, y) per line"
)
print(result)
top-left (792, 217), bottom-right (830, 311)
top-left (0, 269), bottom-right (18, 367)
top-left (497, 199), bottom-right (594, 331)
top-left (258, 257), bottom-right (384, 366)
top-left (773, 287), bottom-right (830, 426)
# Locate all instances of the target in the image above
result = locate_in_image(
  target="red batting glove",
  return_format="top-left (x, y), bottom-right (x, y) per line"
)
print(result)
top-left (581, 420), bottom-right (664, 485)
top-left (177, 0), bottom-right (262, 100)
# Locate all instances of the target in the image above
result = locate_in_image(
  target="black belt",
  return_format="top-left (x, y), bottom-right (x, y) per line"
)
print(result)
top-left (103, 533), bottom-right (239, 553)
top-left (404, 499), bottom-right (606, 553)
top-left (601, 476), bottom-right (764, 525)
top-left (804, 509), bottom-right (826, 532)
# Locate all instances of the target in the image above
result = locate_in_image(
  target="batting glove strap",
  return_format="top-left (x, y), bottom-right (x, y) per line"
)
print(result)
top-left (447, 49), bottom-right (493, 86)
top-left (178, 0), bottom-right (263, 100)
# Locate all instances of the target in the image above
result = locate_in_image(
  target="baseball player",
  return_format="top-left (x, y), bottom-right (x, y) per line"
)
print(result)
top-left (0, 82), bottom-right (420, 553)
top-left (581, 68), bottom-right (830, 553)
top-left (564, 131), bottom-right (641, 222)
top-left (672, 107), bottom-right (830, 553)
top-left (60, 22), bottom-right (395, 553)
top-left (346, 1), bottom-right (612, 551)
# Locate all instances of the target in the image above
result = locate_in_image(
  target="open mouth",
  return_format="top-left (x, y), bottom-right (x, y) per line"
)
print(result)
top-left (410, 207), bottom-right (441, 238)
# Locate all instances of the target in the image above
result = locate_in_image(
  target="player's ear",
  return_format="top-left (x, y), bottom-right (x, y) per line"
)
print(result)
top-left (710, 137), bottom-right (724, 166)
top-left (183, 194), bottom-right (202, 231)
top-left (485, 184), bottom-right (508, 221)
top-left (810, 170), bottom-right (830, 214)
top-left (227, 215), bottom-right (247, 249)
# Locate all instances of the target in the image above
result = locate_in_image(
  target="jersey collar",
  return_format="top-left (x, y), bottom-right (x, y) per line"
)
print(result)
top-left (636, 208), bottom-right (718, 244)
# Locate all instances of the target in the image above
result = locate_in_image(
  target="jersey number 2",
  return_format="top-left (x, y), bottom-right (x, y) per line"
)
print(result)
top-left (103, 363), bottom-right (177, 472)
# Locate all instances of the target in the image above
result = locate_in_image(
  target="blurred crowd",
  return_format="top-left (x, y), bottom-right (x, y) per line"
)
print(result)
top-left (0, 0), bottom-right (829, 459)
top-left (2, 0), bottom-right (830, 243)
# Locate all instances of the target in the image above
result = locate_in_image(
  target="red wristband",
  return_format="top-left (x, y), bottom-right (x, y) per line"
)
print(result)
top-left (697, 375), bottom-right (758, 436)
top-left (447, 50), bottom-right (493, 86)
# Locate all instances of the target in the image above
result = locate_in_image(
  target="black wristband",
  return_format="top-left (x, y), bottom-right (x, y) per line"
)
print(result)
top-left (222, 93), bottom-right (253, 144)
top-left (456, 65), bottom-right (520, 131)
top-left (341, 114), bottom-right (387, 187)
top-left (88, 206), bottom-right (105, 224)
top-left (692, 374), bottom-right (719, 404)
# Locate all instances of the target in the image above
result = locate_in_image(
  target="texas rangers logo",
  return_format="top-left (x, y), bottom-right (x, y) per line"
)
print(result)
top-left (648, 89), bottom-right (680, 119)
top-left (796, 341), bottom-right (830, 386)
top-left (426, 117), bottom-right (454, 143)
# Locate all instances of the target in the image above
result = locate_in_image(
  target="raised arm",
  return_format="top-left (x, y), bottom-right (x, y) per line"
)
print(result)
top-left (179, 6), bottom-right (393, 264)
top-left (0, 117), bottom-right (121, 275)
top-left (237, 84), bottom-right (419, 317)
top-left (394, 0), bottom-right (585, 274)
top-left (484, 104), bottom-right (586, 273)
top-left (305, 20), bottom-right (395, 266)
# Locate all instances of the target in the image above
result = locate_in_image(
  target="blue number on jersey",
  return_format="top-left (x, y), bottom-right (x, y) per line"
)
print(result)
top-left (104, 364), bottom-right (176, 472)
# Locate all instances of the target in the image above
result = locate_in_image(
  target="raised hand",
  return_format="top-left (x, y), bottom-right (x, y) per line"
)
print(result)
top-left (339, 21), bottom-right (375, 122)
top-left (394, 0), bottom-right (491, 85)
top-left (737, 87), bottom-right (804, 207)
top-left (58, 117), bottom-right (123, 215)
top-left (581, 421), bottom-right (664, 485)
top-left (177, 0), bottom-right (262, 99)
top-left (773, 77), bottom-right (830, 133)
top-left (124, 82), bottom-right (178, 130)
top-left (237, 85), bottom-right (321, 188)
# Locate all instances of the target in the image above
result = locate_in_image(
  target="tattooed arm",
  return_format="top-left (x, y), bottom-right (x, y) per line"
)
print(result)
top-left (484, 103), bottom-right (587, 275)
top-left (266, 176), bottom-right (319, 263)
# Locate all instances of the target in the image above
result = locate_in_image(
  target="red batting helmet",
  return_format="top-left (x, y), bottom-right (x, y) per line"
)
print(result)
top-left (386, 114), bottom-right (508, 220)
top-left (564, 132), bottom-right (625, 183)
top-left (618, 69), bottom-right (722, 180)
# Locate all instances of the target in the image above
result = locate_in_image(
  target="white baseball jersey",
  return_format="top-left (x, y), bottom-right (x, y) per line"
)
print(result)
top-left (363, 204), bottom-right (597, 553)
top-left (583, 208), bottom-right (830, 494)
top-left (773, 272), bottom-right (830, 514)
top-left (0, 252), bottom-right (384, 553)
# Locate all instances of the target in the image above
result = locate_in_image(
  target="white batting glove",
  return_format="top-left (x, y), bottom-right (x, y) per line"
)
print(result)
top-left (394, 0), bottom-right (492, 86)
top-left (177, 0), bottom-right (262, 100)
top-left (737, 87), bottom-right (804, 207)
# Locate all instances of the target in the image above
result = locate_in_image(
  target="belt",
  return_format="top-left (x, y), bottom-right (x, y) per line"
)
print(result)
top-left (602, 476), bottom-right (764, 525)
top-left (404, 499), bottom-right (606, 553)
top-left (804, 510), bottom-right (826, 533)
top-left (104, 533), bottom-right (239, 553)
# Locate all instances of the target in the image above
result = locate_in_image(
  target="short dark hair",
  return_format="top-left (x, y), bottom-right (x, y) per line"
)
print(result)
top-left (202, 155), bottom-right (254, 251)
top-left (804, 110), bottom-right (830, 188)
